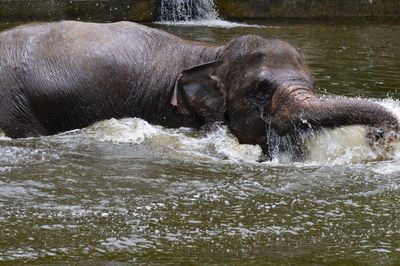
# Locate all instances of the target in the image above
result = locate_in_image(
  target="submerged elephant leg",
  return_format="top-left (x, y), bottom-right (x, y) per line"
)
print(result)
top-left (1, 118), bottom-right (47, 138)
top-left (0, 107), bottom-right (48, 138)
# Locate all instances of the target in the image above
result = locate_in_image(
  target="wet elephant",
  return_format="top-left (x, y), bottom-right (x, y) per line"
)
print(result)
top-left (0, 21), bottom-right (398, 159)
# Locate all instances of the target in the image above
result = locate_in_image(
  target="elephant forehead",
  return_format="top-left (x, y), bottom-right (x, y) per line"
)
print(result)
top-left (263, 40), bottom-right (300, 55)
top-left (255, 67), bottom-right (306, 83)
top-left (225, 57), bottom-right (310, 93)
top-left (244, 54), bottom-right (303, 73)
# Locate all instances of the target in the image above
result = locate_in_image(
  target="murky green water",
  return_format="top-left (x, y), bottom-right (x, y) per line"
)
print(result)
top-left (1, 21), bottom-right (400, 265)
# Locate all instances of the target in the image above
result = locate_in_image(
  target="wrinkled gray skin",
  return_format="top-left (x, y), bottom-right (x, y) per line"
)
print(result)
top-left (0, 21), bottom-right (398, 159)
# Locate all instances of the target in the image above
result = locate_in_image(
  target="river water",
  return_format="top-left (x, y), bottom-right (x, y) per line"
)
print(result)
top-left (1, 21), bottom-right (400, 265)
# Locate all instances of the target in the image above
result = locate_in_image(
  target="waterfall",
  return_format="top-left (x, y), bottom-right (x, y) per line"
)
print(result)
top-left (159, 0), bottom-right (219, 22)
top-left (157, 0), bottom-right (262, 28)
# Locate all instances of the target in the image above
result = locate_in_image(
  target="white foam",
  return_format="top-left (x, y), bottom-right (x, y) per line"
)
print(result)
top-left (178, 125), bottom-right (262, 163)
top-left (55, 97), bottom-right (400, 166)
top-left (155, 19), bottom-right (265, 28)
top-left (371, 161), bottom-right (400, 175)
top-left (305, 125), bottom-right (382, 165)
top-left (378, 97), bottom-right (400, 118)
top-left (82, 118), bottom-right (261, 163)
top-left (83, 118), bottom-right (163, 144)
top-left (159, 0), bottom-right (219, 22)
top-left (156, 0), bottom-right (265, 28)
top-left (0, 131), bottom-right (11, 141)
top-left (304, 98), bottom-right (400, 165)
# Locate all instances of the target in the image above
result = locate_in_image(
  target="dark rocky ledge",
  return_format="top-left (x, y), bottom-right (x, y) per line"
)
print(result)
top-left (215, 0), bottom-right (400, 20)
top-left (0, 0), bottom-right (398, 23)
top-left (0, 0), bottom-right (157, 23)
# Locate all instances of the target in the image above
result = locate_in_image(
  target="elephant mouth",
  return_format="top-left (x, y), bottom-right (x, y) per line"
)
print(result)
top-left (263, 85), bottom-right (329, 160)
top-left (226, 84), bottom-right (316, 160)
top-left (253, 86), bottom-right (312, 160)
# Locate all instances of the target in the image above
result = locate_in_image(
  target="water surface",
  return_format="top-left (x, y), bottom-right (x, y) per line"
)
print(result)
top-left (1, 21), bottom-right (400, 265)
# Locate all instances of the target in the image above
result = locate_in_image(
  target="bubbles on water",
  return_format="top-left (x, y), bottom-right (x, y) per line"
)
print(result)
top-left (372, 161), bottom-right (400, 175)
top-left (0, 146), bottom-right (59, 166)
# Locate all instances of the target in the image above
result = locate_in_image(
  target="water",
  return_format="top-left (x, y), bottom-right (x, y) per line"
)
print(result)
top-left (159, 0), bottom-right (219, 22)
top-left (157, 0), bottom-right (260, 28)
top-left (1, 21), bottom-right (400, 265)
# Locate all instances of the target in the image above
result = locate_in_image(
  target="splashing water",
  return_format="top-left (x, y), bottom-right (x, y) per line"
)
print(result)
top-left (83, 118), bottom-right (161, 144)
top-left (2, 22), bottom-right (400, 266)
top-left (159, 0), bottom-right (219, 22)
top-left (157, 0), bottom-right (263, 28)
top-left (304, 98), bottom-right (400, 165)
top-left (306, 125), bottom-right (383, 164)
top-left (82, 118), bottom-right (262, 163)
top-left (0, 131), bottom-right (10, 141)
top-left (70, 98), bottom-right (400, 166)
top-left (1, 99), bottom-right (399, 166)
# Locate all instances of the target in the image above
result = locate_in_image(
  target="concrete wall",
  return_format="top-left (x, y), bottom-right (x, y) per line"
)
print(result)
top-left (0, 0), bottom-right (157, 22)
top-left (0, 0), bottom-right (399, 23)
top-left (215, 0), bottom-right (400, 19)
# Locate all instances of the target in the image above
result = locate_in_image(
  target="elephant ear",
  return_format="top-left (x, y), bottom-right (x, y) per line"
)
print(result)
top-left (171, 60), bottom-right (225, 124)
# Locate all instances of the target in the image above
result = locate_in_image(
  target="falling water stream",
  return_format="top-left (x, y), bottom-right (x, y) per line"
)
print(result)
top-left (159, 0), bottom-right (219, 22)
top-left (157, 0), bottom-right (260, 28)
top-left (1, 21), bottom-right (400, 265)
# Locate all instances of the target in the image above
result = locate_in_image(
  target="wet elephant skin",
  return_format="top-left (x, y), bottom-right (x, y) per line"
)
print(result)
top-left (0, 21), bottom-right (398, 159)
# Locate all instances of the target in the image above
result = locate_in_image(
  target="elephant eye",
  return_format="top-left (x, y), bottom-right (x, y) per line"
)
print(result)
top-left (249, 89), bottom-right (271, 104)
top-left (248, 80), bottom-right (275, 103)
top-left (255, 91), bottom-right (266, 100)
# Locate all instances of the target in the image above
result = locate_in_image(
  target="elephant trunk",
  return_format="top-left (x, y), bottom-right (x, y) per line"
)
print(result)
top-left (270, 86), bottom-right (400, 135)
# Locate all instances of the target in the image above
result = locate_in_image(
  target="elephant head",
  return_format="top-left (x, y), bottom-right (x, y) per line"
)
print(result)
top-left (172, 35), bottom-right (399, 159)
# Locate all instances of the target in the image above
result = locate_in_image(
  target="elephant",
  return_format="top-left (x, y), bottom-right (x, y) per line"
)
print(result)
top-left (0, 21), bottom-right (398, 159)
